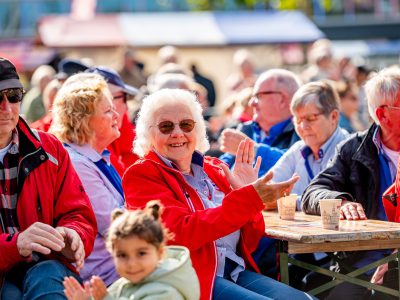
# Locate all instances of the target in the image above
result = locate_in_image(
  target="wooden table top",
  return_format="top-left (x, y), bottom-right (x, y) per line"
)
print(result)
top-left (263, 211), bottom-right (400, 253)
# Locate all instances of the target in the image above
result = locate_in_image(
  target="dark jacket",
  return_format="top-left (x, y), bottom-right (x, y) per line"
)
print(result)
top-left (301, 124), bottom-right (381, 219)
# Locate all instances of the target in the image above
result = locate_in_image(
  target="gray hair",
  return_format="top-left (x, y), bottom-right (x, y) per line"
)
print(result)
top-left (365, 67), bottom-right (400, 124)
top-left (150, 73), bottom-right (193, 93)
top-left (134, 89), bottom-right (210, 157)
top-left (290, 80), bottom-right (340, 116)
top-left (255, 69), bottom-right (302, 100)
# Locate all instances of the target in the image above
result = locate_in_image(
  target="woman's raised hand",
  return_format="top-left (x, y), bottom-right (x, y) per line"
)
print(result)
top-left (221, 139), bottom-right (261, 189)
top-left (253, 171), bottom-right (299, 210)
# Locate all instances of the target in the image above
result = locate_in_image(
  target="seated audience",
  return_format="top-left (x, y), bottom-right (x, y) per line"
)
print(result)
top-left (122, 88), bottom-right (315, 300)
top-left (219, 68), bottom-right (301, 179)
top-left (336, 80), bottom-right (363, 133)
top-left (272, 80), bottom-right (349, 207)
top-left (302, 68), bottom-right (400, 299)
top-left (0, 58), bottom-right (96, 299)
top-left (30, 78), bottom-right (61, 132)
top-left (64, 201), bottom-right (200, 300)
top-left (21, 64), bottom-right (55, 123)
top-left (50, 73), bottom-right (124, 287)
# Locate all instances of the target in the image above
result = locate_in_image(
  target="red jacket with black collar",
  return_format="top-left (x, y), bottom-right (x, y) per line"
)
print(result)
top-left (0, 118), bottom-right (97, 278)
top-left (122, 151), bottom-right (265, 300)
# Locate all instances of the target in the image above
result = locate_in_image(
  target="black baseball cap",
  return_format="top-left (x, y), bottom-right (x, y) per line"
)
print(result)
top-left (58, 58), bottom-right (89, 77)
top-left (0, 57), bottom-right (24, 91)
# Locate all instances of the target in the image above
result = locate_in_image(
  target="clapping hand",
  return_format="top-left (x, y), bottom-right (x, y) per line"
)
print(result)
top-left (63, 276), bottom-right (108, 300)
top-left (221, 139), bottom-right (261, 189)
top-left (253, 171), bottom-right (299, 210)
top-left (219, 128), bottom-right (248, 155)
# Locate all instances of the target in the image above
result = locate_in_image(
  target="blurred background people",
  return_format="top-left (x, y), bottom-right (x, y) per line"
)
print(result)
top-left (226, 48), bottom-right (256, 92)
top-left (335, 80), bottom-right (364, 133)
top-left (118, 49), bottom-right (147, 90)
top-left (21, 64), bottom-right (55, 123)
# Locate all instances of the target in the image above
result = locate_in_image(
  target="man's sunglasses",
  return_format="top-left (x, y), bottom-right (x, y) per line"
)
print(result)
top-left (1, 88), bottom-right (24, 103)
top-left (153, 119), bottom-right (196, 135)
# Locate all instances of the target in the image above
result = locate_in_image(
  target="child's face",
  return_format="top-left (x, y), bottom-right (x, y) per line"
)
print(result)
top-left (112, 235), bottom-right (163, 283)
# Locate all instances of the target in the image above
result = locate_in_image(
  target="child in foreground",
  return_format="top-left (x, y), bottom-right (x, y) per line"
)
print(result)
top-left (63, 200), bottom-right (200, 300)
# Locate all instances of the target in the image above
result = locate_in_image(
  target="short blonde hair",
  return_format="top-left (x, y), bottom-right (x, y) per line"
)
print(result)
top-left (134, 89), bottom-right (209, 157)
top-left (50, 73), bottom-right (110, 145)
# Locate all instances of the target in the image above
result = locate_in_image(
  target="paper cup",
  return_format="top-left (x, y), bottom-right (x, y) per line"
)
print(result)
top-left (277, 194), bottom-right (297, 220)
top-left (319, 199), bottom-right (342, 230)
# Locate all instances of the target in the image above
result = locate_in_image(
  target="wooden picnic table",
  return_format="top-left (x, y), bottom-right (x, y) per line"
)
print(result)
top-left (263, 211), bottom-right (400, 298)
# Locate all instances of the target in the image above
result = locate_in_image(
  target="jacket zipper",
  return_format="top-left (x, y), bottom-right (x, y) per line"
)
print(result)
top-left (150, 158), bottom-right (219, 299)
top-left (16, 147), bottom-right (42, 189)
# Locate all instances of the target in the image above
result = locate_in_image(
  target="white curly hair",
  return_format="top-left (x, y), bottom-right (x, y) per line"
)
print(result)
top-left (134, 88), bottom-right (210, 157)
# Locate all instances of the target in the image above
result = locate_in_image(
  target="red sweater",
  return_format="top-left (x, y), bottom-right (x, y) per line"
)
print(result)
top-left (122, 151), bottom-right (265, 300)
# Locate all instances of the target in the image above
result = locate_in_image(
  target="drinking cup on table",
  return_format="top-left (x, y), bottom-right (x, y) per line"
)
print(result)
top-left (277, 194), bottom-right (297, 220)
top-left (319, 199), bottom-right (342, 230)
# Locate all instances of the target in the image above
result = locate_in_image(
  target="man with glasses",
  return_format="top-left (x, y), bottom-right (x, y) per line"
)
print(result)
top-left (0, 57), bottom-right (96, 299)
top-left (302, 68), bottom-right (400, 299)
top-left (219, 69), bottom-right (301, 178)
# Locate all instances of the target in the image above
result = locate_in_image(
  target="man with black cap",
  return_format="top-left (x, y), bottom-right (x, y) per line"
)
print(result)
top-left (0, 58), bottom-right (96, 298)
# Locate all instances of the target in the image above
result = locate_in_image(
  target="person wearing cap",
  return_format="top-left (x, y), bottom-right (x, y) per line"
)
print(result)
top-left (50, 72), bottom-right (125, 287)
top-left (86, 66), bottom-right (140, 175)
top-left (0, 58), bottom-right (96, 299)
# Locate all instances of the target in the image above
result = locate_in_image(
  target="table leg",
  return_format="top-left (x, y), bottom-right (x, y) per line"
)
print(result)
top-left (397, 250), bottom-right (400, 300)
top-left (279, 241), bottom-right (289, 285)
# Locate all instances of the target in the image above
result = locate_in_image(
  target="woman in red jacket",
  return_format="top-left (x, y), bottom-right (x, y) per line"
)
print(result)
top-left (123, 88), bottom-right (314, 300)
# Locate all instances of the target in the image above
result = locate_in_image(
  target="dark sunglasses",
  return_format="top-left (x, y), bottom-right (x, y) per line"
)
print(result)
top-left (154, 119), bottom-right (196, 135)
top-left (113, 93), bottom-right (127, 103)
top-left (1, 88), bottom-right (24, 103)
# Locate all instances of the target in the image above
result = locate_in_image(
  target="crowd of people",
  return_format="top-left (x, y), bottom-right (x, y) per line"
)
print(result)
top-left (1, 38), bottom-right (400, 300)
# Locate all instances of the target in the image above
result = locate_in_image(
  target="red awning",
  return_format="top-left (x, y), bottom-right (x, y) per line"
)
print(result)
top-left (38, 14), bottom-right (126, 47)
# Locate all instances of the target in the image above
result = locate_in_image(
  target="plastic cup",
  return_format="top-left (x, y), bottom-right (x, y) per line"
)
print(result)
top-left (319, 199), bottom-right (342, 230)
top-left (277, 194), bottom-right (297, 220)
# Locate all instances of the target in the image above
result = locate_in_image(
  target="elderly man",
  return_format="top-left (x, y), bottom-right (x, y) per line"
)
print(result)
top-left (220, 68), bottom-right (301, 176)
top-left (0, 58), bottom-right (96, 299)
top-left (302, 67), bottom-right (400, 299)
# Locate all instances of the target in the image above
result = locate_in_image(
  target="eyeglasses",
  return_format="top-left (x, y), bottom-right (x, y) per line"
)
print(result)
top-left (294, 113), bottom-right (324, 125)
top-left (113, 93), bottom-right (127, 103)
top-left (1, 88), bottom-right (24, 103)
top-left (253, 91), bottom-right (283, 101)
top-left (153, 119), bottom-right (196, 135)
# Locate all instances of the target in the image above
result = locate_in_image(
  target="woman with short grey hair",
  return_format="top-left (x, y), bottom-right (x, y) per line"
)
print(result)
top-left (272, 80), bottom-right (348, 205)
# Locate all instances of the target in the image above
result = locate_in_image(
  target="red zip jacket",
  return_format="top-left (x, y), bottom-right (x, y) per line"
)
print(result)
top-left (108, 113), bottom-right (139, 176)
top-left (122, 151), bottom-right (265, 300)
top-left (383, 162), bottom-right (400, 222)
top-left (0, 118), bottom-right (97, 278)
